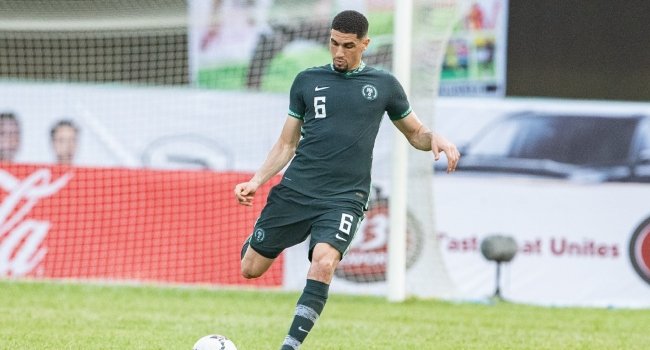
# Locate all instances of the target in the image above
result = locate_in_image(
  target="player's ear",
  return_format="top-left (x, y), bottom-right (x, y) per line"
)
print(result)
top-left (362, 37), bottom-right (370, 51)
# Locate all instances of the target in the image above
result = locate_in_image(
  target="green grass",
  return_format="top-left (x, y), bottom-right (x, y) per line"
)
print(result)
top-left (1, 280), bottom-right (648, 349)
top-left (197, 64), bottom-right (248, 90)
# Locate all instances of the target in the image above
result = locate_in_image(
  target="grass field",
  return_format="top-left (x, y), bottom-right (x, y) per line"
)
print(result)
top-left (2, 280), bottom-right (648, 350)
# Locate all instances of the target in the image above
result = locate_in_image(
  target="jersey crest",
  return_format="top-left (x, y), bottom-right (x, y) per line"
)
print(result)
top-left (361, 84), bottom-right (378, 101)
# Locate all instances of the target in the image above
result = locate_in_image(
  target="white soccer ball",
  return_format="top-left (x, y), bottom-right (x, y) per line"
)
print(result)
top-left (192, 334), bottom-right (238, 350)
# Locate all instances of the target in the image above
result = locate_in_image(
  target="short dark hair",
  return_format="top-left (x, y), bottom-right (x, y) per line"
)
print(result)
top-left (50, 119), bottom-right (79, 140)
top-left (331, 10), bottom-right (368, 39)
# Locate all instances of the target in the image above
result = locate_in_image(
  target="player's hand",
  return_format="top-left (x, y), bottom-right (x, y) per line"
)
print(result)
top-left (431, 133), bottom-right (460, 173)
top-left (234, 181), bottom-right (260, 206)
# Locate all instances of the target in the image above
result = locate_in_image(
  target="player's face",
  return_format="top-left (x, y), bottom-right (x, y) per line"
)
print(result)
top-left (330, 29), bottom-right (369, 73)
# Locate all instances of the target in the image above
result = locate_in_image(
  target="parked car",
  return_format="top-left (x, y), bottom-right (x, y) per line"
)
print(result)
top-left (436, 112), bottom-right (650, 183)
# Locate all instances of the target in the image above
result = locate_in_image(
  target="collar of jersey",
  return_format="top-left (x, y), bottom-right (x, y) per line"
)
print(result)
top-left (330, 61), bottom-right (366, 75)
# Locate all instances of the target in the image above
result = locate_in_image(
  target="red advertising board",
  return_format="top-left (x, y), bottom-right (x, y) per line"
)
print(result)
top-left (0, 164), bottom-right (282, 287)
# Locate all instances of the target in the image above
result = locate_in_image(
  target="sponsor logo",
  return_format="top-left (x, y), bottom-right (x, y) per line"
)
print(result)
top-left (335, 187), bottom-right (423, 283)
top-left (361, 84), bottom-right (378, 101)
top-left (439, 234), bottom-right (620, 258)
top-left (335, 233), bottom-right (347, 242)
top-left (314, 86), bottom-right (329, 91)
top-left (298, 326), bottom-right (309, 333)
top-left (141, 134), bottom-right (233, 171)
top-left (629, 216), bottom-right (650, 285)
top-left (0, 169), bottom-right (72, 276)
top-left (253, 228), bottom-right (265, 242)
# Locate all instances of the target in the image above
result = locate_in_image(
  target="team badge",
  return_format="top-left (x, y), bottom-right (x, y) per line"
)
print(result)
top-left (253, 228), bottom-right (265, 242)
top-left (630, 217), bottom-right (650, 285)
top-left (361, 84), bottom-right (378, 101)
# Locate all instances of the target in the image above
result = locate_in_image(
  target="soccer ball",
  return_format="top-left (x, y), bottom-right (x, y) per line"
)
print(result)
top-left (192, 334), bottom-right (237, 350)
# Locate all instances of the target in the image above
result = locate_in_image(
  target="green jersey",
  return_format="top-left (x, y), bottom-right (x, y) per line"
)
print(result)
top-left (282, 62), bottom-right (412, 208)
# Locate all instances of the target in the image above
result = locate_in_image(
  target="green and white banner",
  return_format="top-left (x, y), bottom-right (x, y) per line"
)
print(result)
top-left (188, 0), bottom-right (509, 96)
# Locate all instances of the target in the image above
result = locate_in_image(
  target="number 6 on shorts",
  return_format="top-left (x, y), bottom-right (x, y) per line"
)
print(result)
top-left (338, 213), bottom-right (354, 236)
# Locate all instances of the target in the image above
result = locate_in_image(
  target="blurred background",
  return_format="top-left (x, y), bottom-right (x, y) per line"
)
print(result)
top-left (1, 0), bottom-right (650, 307)
top-left (507, 0), bottom-right (650, 101)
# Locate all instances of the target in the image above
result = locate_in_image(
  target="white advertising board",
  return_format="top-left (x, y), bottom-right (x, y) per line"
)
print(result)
top-left (431, 98), bottom-right (650, 308)
top-left (2, 82), bottom-right (650, 307)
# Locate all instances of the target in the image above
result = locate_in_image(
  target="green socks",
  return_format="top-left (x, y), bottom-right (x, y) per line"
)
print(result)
top-left (280, 279), bottom-right (329, 350)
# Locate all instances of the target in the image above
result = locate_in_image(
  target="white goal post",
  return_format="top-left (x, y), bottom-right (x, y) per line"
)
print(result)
top-left (387, 0), bottom-right (413, 303)
top-left (388, 0), bottom-right (473, 302)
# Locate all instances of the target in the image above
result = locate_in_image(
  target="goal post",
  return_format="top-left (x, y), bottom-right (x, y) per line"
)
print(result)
top-left (387, 0), bottom-right (413, 303)
top-left (388, 0), bottom-right (475, 301)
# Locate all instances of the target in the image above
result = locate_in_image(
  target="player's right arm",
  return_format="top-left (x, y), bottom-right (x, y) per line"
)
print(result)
top-left (234, 115), bottom-right (303, 206)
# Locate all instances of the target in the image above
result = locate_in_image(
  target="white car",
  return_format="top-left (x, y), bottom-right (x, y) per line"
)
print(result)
top-left (436, 112), bottom-right (650, 183)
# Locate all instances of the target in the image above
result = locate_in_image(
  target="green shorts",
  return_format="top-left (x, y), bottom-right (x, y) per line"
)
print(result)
top-left (248, 184), bottom-right (365, 260)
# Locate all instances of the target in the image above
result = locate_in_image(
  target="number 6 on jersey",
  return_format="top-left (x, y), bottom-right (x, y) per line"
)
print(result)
top-left (314, 96), bottom-right (326, 118)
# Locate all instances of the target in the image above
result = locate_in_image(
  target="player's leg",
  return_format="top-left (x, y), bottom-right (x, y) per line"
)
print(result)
top-left (241, 244), bottom-right (275, 279)
top-left (280, 207), bottom-right (364, 350)
top-left (306, 242), bottom-right (341, 283)
top-left (240, 184), bottom-right (312, 279)
top-left (240, 221), bottom-right (309, 279)
top-left (280, 243), bottom-right (339, 350)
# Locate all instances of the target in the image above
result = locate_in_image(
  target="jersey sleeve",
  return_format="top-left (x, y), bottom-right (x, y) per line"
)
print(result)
top-left (385, 74), bottom-right (412, 121)
top-left (288, 71), bottom-right (307, 120)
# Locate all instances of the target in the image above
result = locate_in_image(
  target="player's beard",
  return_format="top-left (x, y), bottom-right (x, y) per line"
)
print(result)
top-left (332, 59), bottom-right (348, 72)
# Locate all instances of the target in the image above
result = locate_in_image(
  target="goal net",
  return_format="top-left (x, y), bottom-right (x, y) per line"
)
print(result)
top-left (0, 0), bottom-right (477, 298)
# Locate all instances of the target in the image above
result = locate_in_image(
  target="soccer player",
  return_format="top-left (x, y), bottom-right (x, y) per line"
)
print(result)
top-left (234, 10), bottom-right (460, 350)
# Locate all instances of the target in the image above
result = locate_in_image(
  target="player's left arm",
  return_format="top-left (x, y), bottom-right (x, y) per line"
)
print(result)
top-left (392, 111), bottom-right (460, 173)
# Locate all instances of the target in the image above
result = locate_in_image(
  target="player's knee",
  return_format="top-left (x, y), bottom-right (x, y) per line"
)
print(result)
top-left (241, 263), bottom-right (262, 279)
top-left (310, 256), bottom-right (338, 275)
top-left (241, 270), bottom-right (258, 279)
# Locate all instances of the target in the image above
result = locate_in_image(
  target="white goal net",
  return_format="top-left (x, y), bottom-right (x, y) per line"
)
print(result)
top-left (0, 0), bottom-right (476, 299)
